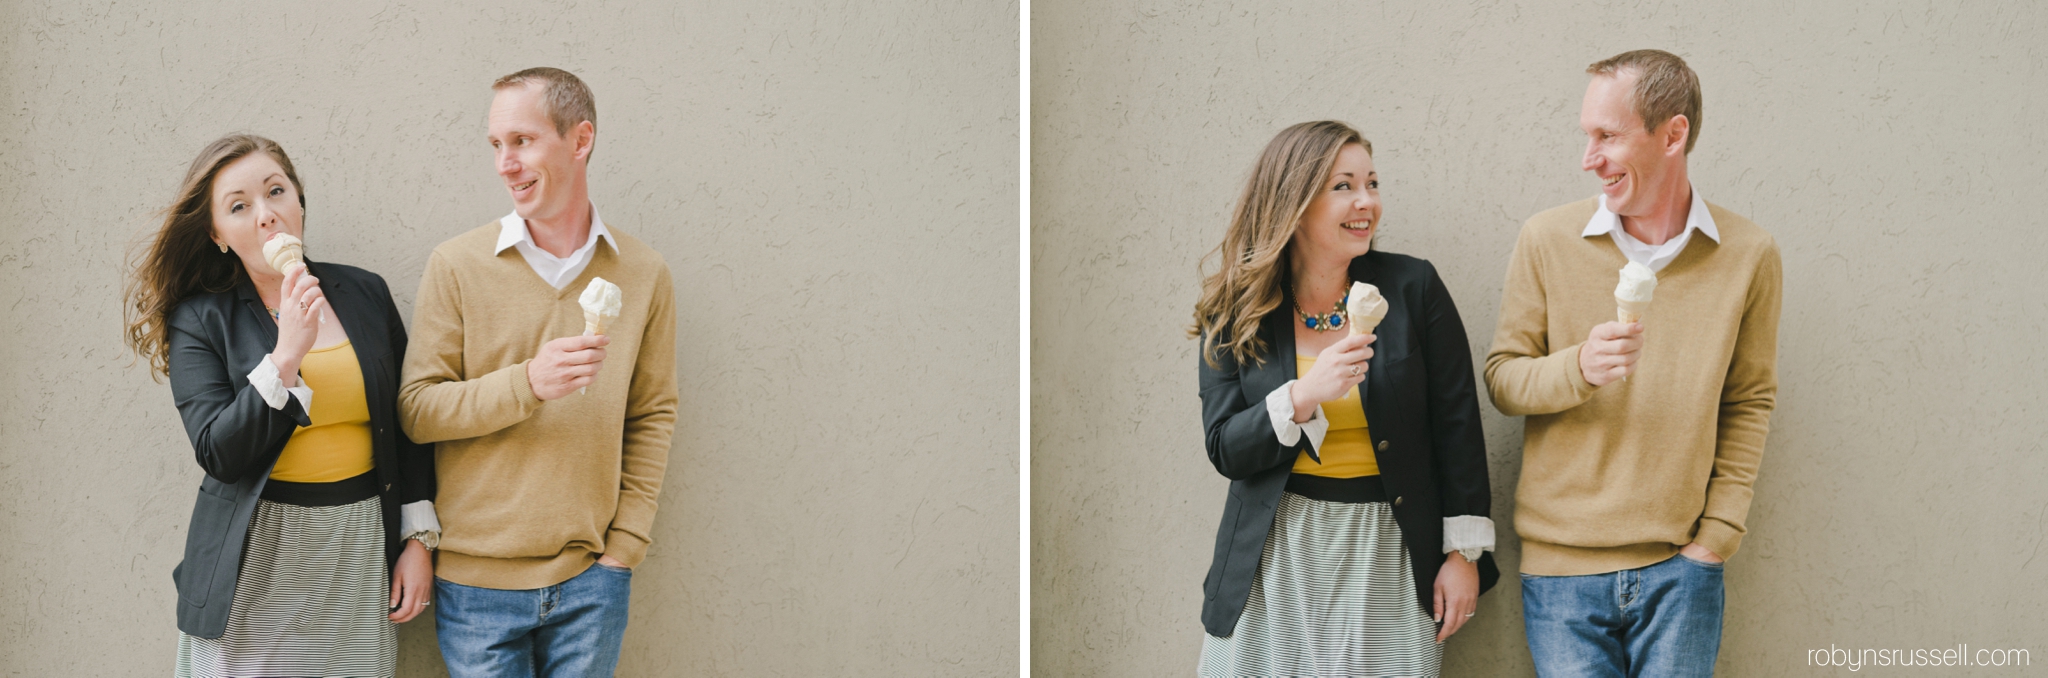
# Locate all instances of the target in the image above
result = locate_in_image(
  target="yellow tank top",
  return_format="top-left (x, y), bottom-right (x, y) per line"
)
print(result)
top-left (1290, 354), bottom-right (1379, 478)
top-left (269, 340), bottom-right (375, 482)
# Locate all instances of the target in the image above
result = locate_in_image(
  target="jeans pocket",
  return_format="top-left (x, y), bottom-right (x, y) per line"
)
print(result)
top-left (593, 561), bottom-right (633, 575)
top-left (1677, 553), bottom-right (1725, 569)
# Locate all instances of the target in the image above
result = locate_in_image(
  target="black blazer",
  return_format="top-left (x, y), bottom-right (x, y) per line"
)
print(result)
top-left (1198, 250), bottom-right (1498, 637)
top-left (164, 260), bottom-right (434, 638)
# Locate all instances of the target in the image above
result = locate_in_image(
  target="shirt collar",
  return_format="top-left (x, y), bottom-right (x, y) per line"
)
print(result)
top-left (1581, 185), bottom-right (1720, 244)
top-left (494, 205), bottom-right (618, 255)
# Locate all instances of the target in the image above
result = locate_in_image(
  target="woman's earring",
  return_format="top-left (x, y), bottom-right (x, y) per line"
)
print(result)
top-left (217, 242), bottom-right (228, 253)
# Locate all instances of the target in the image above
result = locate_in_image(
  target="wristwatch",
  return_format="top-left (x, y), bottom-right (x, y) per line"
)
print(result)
top-left (405, 530), bottom-right (440, 551)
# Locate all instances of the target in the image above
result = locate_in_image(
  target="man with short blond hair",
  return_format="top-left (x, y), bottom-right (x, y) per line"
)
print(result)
top-left (1486, 49), bottom-right (1780, 676)
top-left (400, 66), bottom-right (678, 677)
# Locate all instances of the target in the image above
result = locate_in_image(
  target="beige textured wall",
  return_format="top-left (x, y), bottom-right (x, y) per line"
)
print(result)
top-left (0, 1), bottom-right (1016, 674)
top-left (1033, 1), bottom-right (2047, 675)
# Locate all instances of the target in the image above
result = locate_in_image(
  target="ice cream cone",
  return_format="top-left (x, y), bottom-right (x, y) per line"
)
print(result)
top-left (1616, 298), bottom-right (1651, 325)
top-left (576, 278), bottom-right (623, 395)
top-left (1612, 262), bottom-right (1658, 384)
top-left (259, 234), bottom-right (318, 324)
top-left (1345, 282), bottom-right (1389, 337)
top-left (577, 309), bottom-right (606, 395)
top-left (1349, 316), bottom-right (1379, 337)
top-left (262, 233), bottom-right (304, 276)
top-left (1614, 261), bottom-right (1657, 326)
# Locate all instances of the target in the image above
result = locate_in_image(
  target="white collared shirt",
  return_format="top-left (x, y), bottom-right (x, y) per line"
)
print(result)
top-left (495, 206), bottom-right (619, 289)
top-left (1582, 186), bottom-right (1721, 272)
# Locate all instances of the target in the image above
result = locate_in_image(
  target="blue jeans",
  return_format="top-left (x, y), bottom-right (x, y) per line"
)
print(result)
top-left (435, 562), bottom-right (633, 678)
top-left (1520, 554), bottom-right (1724, 678)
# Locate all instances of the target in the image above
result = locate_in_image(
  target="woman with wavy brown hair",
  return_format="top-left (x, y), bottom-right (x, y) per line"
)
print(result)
top-left (1190, 120), bottom-right (1499, 676)
top-left (125, 133), bottom-right (437, 677)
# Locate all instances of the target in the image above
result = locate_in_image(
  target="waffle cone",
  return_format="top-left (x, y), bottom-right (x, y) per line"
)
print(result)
top-left (579, 310), bottom-right (610, 395)
top-left (1616, 298), bottom-right (1651, 324)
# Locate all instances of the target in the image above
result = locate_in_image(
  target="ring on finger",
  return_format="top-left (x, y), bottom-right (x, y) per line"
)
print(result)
top-left (1348, 365), bottom-right (1361, 377)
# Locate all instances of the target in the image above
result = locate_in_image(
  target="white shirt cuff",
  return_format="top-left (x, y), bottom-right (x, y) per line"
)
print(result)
top-left (249, 353), bottom-right (313, 412)
top-left (1264, 380), bottom-right (1329, 454)
top-left (400, 500), bottom-right (442, 550)
top-left (1443, 515), bottom-right (1497, 562)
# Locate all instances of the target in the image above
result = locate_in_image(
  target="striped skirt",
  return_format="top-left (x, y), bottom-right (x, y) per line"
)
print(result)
top-left (1198, 492), bottom-right (1441, 677)
top-left (176, 495), bottom-right (396, 677)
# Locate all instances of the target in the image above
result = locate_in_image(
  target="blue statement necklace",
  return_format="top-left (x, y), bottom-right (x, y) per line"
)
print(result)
top-left (1295, 285), bottom-right (1349, 332)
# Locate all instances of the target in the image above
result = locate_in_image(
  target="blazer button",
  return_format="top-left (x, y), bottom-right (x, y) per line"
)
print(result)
top-left (1394, 496), bottom-right (1403, 507)
top-left (1377, 440), bottom-right (1390, 452)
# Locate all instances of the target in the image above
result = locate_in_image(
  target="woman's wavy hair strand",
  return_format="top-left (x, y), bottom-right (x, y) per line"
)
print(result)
top-left (1189, 121), bottom-right (1370, 368)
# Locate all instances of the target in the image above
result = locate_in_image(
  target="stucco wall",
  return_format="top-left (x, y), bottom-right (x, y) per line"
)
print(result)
top-left (0, 1), bottom-right (1017, 675)
top-left (1033, 1), bottom-right (2047, 675)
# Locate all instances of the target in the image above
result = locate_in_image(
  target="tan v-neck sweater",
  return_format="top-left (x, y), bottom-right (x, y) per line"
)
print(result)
top-left (399, 221), bottom-right (678, 589)
top-left (1486, 197), bottom-right (1780, 576)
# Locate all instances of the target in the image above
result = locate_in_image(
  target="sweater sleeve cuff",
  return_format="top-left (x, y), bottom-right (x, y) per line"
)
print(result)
top-left (1562, 343), bottom-right (1595, 395)
top-left (1443, 516), bottom-right (1496, 562)
top-left (1265, 380), bottom-right (1328, 456)
top-left (603, 529), bottom-right (650, 568)
top-left (509, 359), bottom-right (542, 408)
top-left (1693, 518), bottom-right (1744, 561)
top-left (400, 500), bottom-right (442, 550)
top-left (250, 353), bottom-right (314, 412)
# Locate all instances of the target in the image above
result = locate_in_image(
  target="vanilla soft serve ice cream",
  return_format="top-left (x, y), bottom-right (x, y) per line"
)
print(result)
top-left (1345, 281), bottom-right (1389, 336)
top-left (575, 277), bottom-right (623, 394)
top-left (1614, 261), bottom-right (1657, 324)
top-left (578, 277), bottom-right (622, 335)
